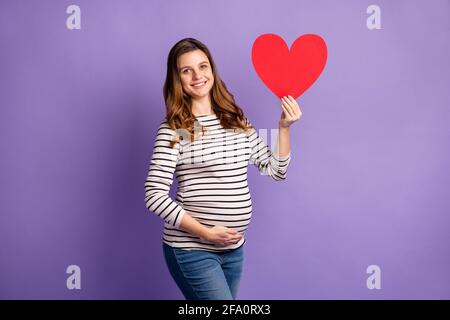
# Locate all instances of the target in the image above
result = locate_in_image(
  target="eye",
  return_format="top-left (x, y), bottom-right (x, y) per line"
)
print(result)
top-left (201, 64), bottom-right (208, 69)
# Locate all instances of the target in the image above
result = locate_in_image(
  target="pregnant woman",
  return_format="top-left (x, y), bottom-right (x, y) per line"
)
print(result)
top-left (144, 37), bottom-right (302, 300)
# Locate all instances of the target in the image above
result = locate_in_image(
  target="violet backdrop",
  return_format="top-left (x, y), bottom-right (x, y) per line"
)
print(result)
top-left (0, 0), bottom-right (449, 299)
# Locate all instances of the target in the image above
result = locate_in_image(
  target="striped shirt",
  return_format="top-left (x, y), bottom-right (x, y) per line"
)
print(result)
top-left (144, 113), bottom-right (291, 251)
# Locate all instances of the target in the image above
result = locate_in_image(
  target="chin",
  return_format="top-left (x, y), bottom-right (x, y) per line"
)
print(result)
top-left (191, 89), bottom-right (212, 98)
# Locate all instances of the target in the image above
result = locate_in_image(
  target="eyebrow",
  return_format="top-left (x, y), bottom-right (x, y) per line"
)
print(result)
top-left (179, 61), bottom-right (209, 71)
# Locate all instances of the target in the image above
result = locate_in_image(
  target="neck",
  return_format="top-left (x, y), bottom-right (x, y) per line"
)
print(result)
top-left (191, 95), bottom-right (213, 116)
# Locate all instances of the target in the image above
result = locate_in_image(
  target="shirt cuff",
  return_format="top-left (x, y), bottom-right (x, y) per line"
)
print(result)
top-left (173, 208), bottom-right (186, 229)
top-left (272, 151), bottom-right (291, 163)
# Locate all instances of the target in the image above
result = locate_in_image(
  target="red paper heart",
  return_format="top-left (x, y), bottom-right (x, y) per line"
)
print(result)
top-left (252, 34), bottom-right (327, 99)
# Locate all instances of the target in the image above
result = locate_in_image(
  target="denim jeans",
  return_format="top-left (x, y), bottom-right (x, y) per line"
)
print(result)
top-left (163, 242), bottom-right (244, 300)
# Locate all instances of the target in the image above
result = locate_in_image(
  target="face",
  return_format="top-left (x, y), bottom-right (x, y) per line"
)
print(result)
top-left (177, 49), bottom-right (214, 99)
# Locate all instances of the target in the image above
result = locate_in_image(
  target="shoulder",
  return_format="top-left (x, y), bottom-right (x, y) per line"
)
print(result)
top-left (156, 118), bottom-right (176, 136)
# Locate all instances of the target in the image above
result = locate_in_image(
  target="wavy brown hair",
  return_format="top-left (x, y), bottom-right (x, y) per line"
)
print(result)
top-left (163, 38), bottom-right (252, 148)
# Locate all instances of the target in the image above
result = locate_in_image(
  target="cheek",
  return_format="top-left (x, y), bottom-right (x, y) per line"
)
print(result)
top-left (205, 71), bottom-right (213, 82)
top-left (180, 76), bottom-right (191, 87)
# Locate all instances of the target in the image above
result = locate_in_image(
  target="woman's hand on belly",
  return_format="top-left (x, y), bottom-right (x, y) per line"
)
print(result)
top-left (202, 225), bottom-right (243, 247)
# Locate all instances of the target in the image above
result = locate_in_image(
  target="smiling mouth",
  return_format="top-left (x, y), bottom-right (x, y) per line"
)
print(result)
top-left (191, 81), bottom-right (207, 88)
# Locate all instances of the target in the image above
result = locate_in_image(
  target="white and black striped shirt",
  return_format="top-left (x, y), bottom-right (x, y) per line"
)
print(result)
top-left (144, 113), bottom-right (291, 251)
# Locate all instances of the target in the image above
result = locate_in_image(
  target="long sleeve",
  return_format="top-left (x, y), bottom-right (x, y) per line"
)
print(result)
top-left (246, 119), bottom-right (291, 181)
top-left (144, 121), bottom-right (185, 228)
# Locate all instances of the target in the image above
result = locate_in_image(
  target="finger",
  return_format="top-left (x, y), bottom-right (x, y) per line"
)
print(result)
top-left (281, 97), bottom-right (290, 110)
top-left (280, 103), bottom-right (291, 120)
top-left (219, 234), bottom-right (231, 240)
top-left (230, 234), bottom-right (242, 241)
top-left (290, 101), bottom-right (302, 118)
top-left (286, 96), bottom-right (298, 116)
top-left (281, 101), bottom-right (293, 119)
top-left (282, 96), bottom-right (294, 108)
top-left (285, 102), bottom-right (300, 120)
top-left (287, 95), bottom-right (297, 105)
top-left (289, 96), bottom-right (303, 119)
top-left (281, 97), bottom-right (295, 118)
top-left (287, 96), bottom-right (301, 116)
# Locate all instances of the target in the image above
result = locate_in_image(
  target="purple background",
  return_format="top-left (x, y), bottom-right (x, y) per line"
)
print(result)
top-left (1, 0), bottom-right (449, 299)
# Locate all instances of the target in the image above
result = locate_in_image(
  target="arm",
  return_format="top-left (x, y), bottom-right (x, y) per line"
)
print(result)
top-left (274, 125), bottom-right (291, 158)
top-left (247, 95), bottom-right (302, 180)
top-left (144, 121), bottom-right (186, 227)
top-left (276, 94), bottom-right (302, 158)
top-left (247, 121), bottom-right (291, 181)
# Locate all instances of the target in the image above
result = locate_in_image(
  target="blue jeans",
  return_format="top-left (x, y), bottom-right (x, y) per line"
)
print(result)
top-left (163, 242), bottom-right (244, 300)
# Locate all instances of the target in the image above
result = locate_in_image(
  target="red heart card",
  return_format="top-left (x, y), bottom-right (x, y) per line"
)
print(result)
top-left (252, 34), bottom-right (327, 99)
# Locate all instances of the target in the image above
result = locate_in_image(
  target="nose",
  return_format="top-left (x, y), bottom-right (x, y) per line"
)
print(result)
top-left (192, 70), bottom-right (202, 79)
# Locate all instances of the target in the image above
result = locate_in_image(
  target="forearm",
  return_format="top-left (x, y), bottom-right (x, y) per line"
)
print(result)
top-left (275, 125), bottom-right (291, 158)
top-left (179, 211), bottom-right (211, 240)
